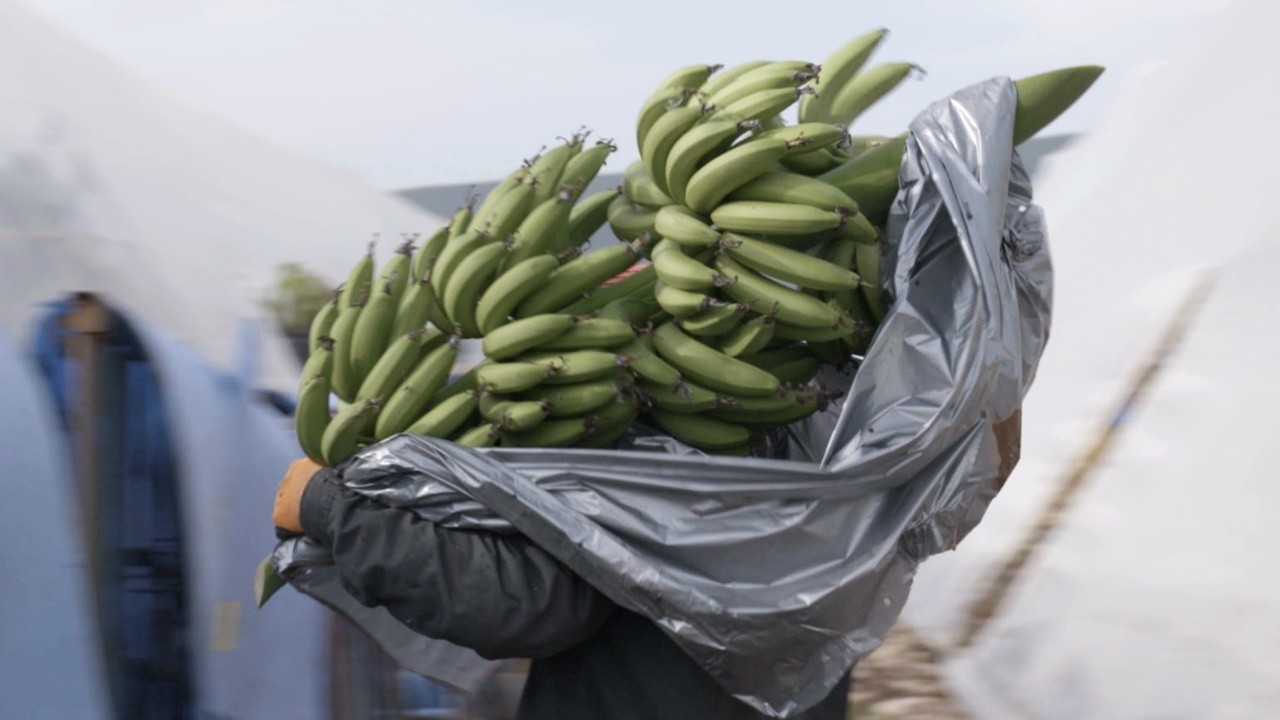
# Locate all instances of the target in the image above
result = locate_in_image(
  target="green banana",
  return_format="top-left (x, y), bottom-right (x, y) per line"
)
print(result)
top-left (482, 314), bottom-right (576, 360)
top-left (378, 240), bottom-right (414, 305)
top-left (476, 254), bottom-right (561, 335)
top-left (416, 229), bottom-right (452, 273)
top-left (471, 165), bottom-right (529, 230)
top-left (708, 86), bottom-right (809, 125)
top-left (694, 60), bottom-right (770, 100)
top-left (442, 242), bottom-right (508, 338)
top-left (707, 388), bottom-right (819, 426)
top-left (480, 393), bottom-right (548, 426)
top-left (717, 314), bottom-right (775, 357)
top-left (524, 349), bottom-right (623, 385)
top-left (606, 195), bottom-right (660, 243)
top-left (768, 356), bottom-right (822, 386)
top-left (349, 279), bottom-right (398, 385)
top-left (1013, 66), bottom-right (1105, 145)
top-left (640, 106), bottom-right (704, 197)
top-left (587, 391), bottom-right (640, 428)
top-left (526, 374), bottom-right (625, 417)
top-left (562, 263), bottom-right (658, 315)
top-left (710, 201), bottom-right (846, 236)
top-left (655, 281), bottom-right (722, 318)
top-left (683, 136), bottom-right (794, 214)
top-left (715, 254), bottom-right (846, 329)
top-left (501, 416), bottom-right (590, 448)
top-left (404, 391), bottom-right (478, 438)
top-left (328, 297), bottom-right (364, 402)
top-left (558, 140), bottom-right (615, 198)
top-left (339, 243), bottom-right (375, 309)
top-left (720, 232), bottom-right (859, 290)
top-left (447, 197), bottom-right (477, 239)
top-left (637, 86), bottom-right (695, 153)
top-left (527, 139), bottom-right (581, 205)
top-left (435, 360), bottom-right (486, 400)
top-left (393, 274), bottom-right (443, 337)
top-left (826, 62), bottom-right (919, 127)
top-left (704, 62), bottom-right (815, 111)
top-left (308, 294), bottom-right (339, 352)
top-left (622, 160), bottom-right (675, 208)
top-left (640, 378), bottom-right (719, 413)
top-left (373, 339), bottom-right (459, 438)
top-left (504, 193), bottom-right (575, 270)
top-left (817, 134), bottom-right (904, 193)
top-left (800, 28), bottom-right (888, 122)
top-left (832, 211), bottom-right (879, 245)
top-left (539, 317), bottom-right (635, 351)
top-left (664, 118), bottom-right (759, 205)
top-left (823, 237), bottom-right (876, 353)
top-left (779, 146), bottom-right (846, 175)
top-left (476, 360), bottom-right (555, 394)
top-left (321, 398), bottom-right (380, 466)
top-left (855, 240), bottom-right (886, 320)
top-left (356, 327), bottom-right (444, 402)
top-left (597, 297), bottom-right (654, 326)
top-left (753, 123), bottom-right (847, 154)
top-left (653, 205), bottom-right (720, 249)
top-left (739, 343), bottom-right (815, 370)
top-left (724, 171), bottom-right (856, 212)
top-left (295, 374), bottom-right (332, 464)
top-left (816, 89), bottom-right (1039, 226)
top-left (651, 322), bottom-right (778, 397)
top-left (561, 188), bottom-right (621, 251)
top-left (431, 229), bottom-right (492, 302)
top-left (617, 336), bottom-right (682, 387)
top-left (845, 134), bottom-right (893, 156)
top-left (455, 423), bottom-right (500, 448)
top-left (498, 400), bottom-right (553, 432)
top-left (574, 409), bottom-right (637, 449)
top-left (742, 348), bottom-right (820, 386)
top-left (648, 408), bottom-right (750, 451)
top-left (301, 336), bottom-right (335, 380)
top-left (656, 63), bottom-right (723, 93)
top-left (771, 320), bottom-right (854, 342)
top-left (254, 555), bottom-right (286, 608)
top-left (518, 242), bottom-right (640, 317)
top-left (679, 303), bottom-right (746, 338)
top-left (475, 177), bottom-right (537, 248)
top-left (651, 240), bottom-right (728, 292)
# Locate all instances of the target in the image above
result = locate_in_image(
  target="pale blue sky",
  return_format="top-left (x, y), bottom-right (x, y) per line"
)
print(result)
top-left (26, 0), bottom-right (1226, 188)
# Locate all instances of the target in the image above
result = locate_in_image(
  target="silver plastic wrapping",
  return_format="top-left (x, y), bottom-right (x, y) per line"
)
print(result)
top-left (274, 76), bottom-right (1050, 717)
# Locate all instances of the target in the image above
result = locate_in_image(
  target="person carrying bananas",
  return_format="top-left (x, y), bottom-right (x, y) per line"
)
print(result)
top-left (273, 457), bottom-right (854, 719)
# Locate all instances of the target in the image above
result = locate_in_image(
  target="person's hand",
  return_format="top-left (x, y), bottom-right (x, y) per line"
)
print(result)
top-left (273, 458), bottom-right (323, 534)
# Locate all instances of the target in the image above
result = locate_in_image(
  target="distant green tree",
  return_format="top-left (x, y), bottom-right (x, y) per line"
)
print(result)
top-left (262, 264), bottom-right (333, 359)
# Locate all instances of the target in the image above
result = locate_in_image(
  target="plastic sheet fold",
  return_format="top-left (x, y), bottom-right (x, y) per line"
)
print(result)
top-left (274, 76), bottom-right (1051, 717)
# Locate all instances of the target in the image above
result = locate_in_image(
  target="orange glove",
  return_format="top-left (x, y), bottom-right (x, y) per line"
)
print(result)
top-left (273, 458), bottom-right (323, 534)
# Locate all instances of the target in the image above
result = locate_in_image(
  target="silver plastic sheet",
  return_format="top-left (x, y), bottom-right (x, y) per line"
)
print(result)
top-left (274, 76), bottom-right (1050, 717)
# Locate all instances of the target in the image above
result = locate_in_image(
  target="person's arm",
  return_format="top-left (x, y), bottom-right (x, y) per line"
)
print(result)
top-left (279, 461), bottom-right (616, 659)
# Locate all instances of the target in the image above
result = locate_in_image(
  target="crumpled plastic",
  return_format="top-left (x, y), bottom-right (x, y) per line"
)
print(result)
top-left (273, 76), bottom-right (1051, 718)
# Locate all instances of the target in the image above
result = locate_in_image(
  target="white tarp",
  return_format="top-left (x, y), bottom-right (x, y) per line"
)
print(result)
top-left (896, 0), bottom-right (1280, 716)
top-left (947, 239), bottom-right (1280, 719)
top-left (0, 331), bottom-right (109, 720)
top-left (132, 315), bottom-right (332, 720)
top-left (0, 0), bottom-right (445, 393)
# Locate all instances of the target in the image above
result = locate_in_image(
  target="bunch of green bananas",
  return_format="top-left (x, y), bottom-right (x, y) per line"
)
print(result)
top-left (295, 132), bottom-right (670, 464)
top-left (292, 30), bottom-right (1102, 463)
top-left (607, 30), bottom-right (1103, 452)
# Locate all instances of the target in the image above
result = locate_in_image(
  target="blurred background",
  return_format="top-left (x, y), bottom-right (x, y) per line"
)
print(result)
top-left (1, 0), bottom-right (1275, 718)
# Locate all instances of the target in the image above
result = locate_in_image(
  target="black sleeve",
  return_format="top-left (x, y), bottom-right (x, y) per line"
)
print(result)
top-left (299, 469), bottom-right (616, 659)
